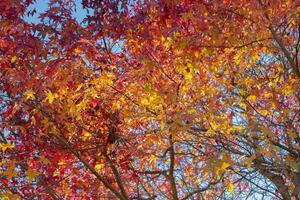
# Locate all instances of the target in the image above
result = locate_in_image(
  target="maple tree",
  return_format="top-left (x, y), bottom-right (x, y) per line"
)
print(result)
top-left (0, 0), bottom-right (300, 199)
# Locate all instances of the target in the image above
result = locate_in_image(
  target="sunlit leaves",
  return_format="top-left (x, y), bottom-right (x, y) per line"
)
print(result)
top-left (3, 162), bottom-right (17, 179)
top-left (98, 72), bottom-right (115, 86)
top-left (203, 153), bottom-right (233, 179)
top-left (94, 163), bottom-right (105, 171)
top-left (287, 130), bottom-right (298, 139)
top-left (177, 63), bottom-right (195, 81)
top-left (82, 130), bottom-right (92, 141)
top-left (148, 155), bottom-right (159, 169)
top-left (0, 0), bottom-right (299, 199)
top-left (58, 160), bottom-right (66, 166)
top-left (140, 90), bottom-right (163, 112)
top-left (24, 90), bottom-right (36, 100)
top-left (0, 143), bottom-right (14, 152)
top-left (45, 91), bottom-right (58, 104)
top-left (227, 183), bottom-right (235, 194)
top-left (26, 169), bottom-right (38, 184)
top-left (246, 155), bottom-right (256, 169)
top-left (10, 56), bottom-right (17, 63)
top-left (247, 95), bottom-right (257, 103)
top-left (0, 191), bottom-right (20, 200)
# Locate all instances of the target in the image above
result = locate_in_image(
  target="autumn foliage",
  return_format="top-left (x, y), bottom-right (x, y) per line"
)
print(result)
top-left (0, 0), bottom-right (300, 199)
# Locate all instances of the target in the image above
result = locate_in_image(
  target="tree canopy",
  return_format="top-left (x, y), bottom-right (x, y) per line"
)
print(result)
top-left (0, 0), bottom-right (299, 199)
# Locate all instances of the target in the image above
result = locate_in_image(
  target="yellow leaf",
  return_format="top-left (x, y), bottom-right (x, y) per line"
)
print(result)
top-left (194, 177), bottom-right (200, 185)
top-left (40, 155), bottom-right (49, 165)
top-left (53, 169), bottom-right (60, 177)
top-left (74, 48), bottom-right (82, 53)
top-left (149, 155), bottom-right (158, 168)
top-left (141, 97), bottom-right (149, 106)
top-left (239, 102), bottom-right (247, 110)
top-left (247, 95), bottom-right (256, 103)
top-left (3, 162), bottom-right (17, 179)
top-left (163, 37), bottom-right (172, 48)
top-left (95, 163), bottom-right (105, 171)
top-left (160, 120), bottom-right (165, 130)
top-left (112, 101), bottom-right (121, 111)
top-left (183, 63), bottom-right (194, 80)
top-left (210, 121), bottom-right (219, 130)
top-left (0, 143), bottom-right (14, 152)
top-left (232, 125), bottom-right (243, 131)
top-left (58, 160), bottom-right (65, 166)
top-left (215, 156), bottom-right (232, 178)
top-left (0, 191), bottom-right (20, 200)
top-left (177, 65), bottom-right (184, 73)
top-left (247, 155), bottom-right (256, 169)
top-left (227, 183), bottom-right (235, 194)
top-left (58, 88), bottom-right (68, 96)
top-left (26, 169), bottom-right (38, 183)
top-left (283, 85), bottom-right (294, 95)
top-left (221, 162), bottom-right (230, 171)
top-left (82, 130), bottom-right (92, 141)
top-left (183, 71), bottom-right (193, 80)
top-left (45, 91), bottom-right (57, 104)
top-left (188, 108), bottom-right (197, 114)
top-left (260, 110), bottom-right (270, 116)
top-left (251, 53), bottom-right (260, 62)
top-left (24, 90), bottom-right (35, 100)
top-left (31, 116), bottom-right (36, 126)
top-left (201, 48), bottom-right (209, 57)
top-left (288, 130), bottom-right (298, 139)
top-left (99, 72), bottom-right (115, 85)
top-left (263, 92), bottom-right (273, 98)
top-left (11, 56), bottom-right (17, 63)
top-left (239, 88), bottom-right (246, 97)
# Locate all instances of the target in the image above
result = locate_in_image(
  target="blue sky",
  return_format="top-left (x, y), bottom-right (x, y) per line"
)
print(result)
top-left (23, 0), bottom-right (88, 24)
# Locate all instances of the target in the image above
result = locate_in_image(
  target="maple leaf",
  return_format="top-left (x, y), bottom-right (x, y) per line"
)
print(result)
top-left (0, 143), bottom-right (14, 152)
top-left (227, 183), bottom-right (235, 194)
top-left (221, 162), bottom-right (231, 171)
top-left (45, 91), bottom-right (57, 104)
top-left (26, 169), bottom-right (38, 184)
top-left (0, 0), bottom-right (299, 199)
top-left (10, 56), bottom-right (17, 63)
top-left (3, 162), bottom-right (17, 179)
top-left (58, 160), bottom-right (66, 166)
top-left (288, 130), bottom-right (298, 139)
top-left (95, 163), bottom-right (105, 171)
top-left (82, 130), bottom-right (92, 141)
top-left (246, 155), bottom-right (256, 169)
top-left (0, 191), bottom-right (20, 200)
top-left (24, 90), bottom-right (36, 100)
top-left (247, 95), bottom-right (257, 103)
